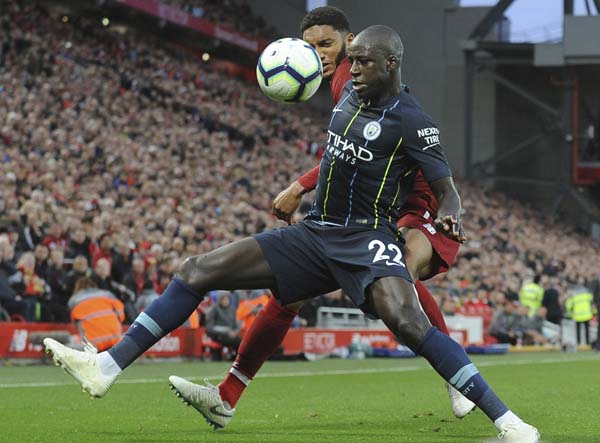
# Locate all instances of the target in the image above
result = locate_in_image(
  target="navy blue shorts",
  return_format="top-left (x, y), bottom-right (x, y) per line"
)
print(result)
top-left (253, 220), bottom-right (412, 315)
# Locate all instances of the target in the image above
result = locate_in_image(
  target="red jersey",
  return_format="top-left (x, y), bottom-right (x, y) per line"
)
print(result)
top-left (297, 57), bottom-right (438, 217)
top-left (330, 57), bottom-right (351, 104)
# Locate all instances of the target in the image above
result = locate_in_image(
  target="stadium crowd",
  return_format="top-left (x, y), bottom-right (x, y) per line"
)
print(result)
top-left (0, 0), bottom-right (321, 321)
top-left (162, 0), bottom-right (277, 39)
top-left (426, 182), bottom-right (600, 345)
top-left (0, 1), bottom-right (598, 345)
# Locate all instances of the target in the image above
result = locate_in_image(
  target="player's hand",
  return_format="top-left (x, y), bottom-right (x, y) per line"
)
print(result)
top-left (272, 181), bottom-right (305, 224)
top-left (434, 214), bottom-right (467, 243)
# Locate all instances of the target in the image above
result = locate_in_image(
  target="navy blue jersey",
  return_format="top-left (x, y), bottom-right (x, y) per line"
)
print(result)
top-left (306, 81), bottom-right (452, 229)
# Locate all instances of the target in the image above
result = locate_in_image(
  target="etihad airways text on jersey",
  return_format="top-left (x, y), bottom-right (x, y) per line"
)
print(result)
top-left (326, 130), bottom-right (374, 164)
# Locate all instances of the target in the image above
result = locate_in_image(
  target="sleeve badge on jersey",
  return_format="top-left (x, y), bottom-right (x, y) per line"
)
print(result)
top-left (363, 121), bottom-right (382, 141)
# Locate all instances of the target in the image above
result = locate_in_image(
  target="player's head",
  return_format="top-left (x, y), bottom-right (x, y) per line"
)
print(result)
top-left (347, 25), bottom-right (403, 103)
top-left (301, 6), bottom-right (353, 80)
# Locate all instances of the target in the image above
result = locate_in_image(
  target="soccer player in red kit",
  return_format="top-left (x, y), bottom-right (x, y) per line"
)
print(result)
top-left (165, 7), bottom-right (473, 429)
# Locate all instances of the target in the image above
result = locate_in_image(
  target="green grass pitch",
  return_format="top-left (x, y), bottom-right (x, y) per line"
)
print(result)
top-left (1, 352), bottom-right (599, 442)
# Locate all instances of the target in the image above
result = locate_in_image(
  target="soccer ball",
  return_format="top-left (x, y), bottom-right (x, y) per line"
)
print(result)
top-left (256, 38), bottom-right (323, 103)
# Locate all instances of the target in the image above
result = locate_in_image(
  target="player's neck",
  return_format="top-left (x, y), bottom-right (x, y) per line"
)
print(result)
top-left (363, 78), bottom-right (403, 107)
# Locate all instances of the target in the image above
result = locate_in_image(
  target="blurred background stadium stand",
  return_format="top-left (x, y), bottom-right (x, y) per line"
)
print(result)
top-left (0, 0), bottom-right (599, 359)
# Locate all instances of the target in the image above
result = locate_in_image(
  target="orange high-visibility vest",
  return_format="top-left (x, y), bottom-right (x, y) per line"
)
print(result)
top-left (237, 293), bottom-right (270, 338)
top-left (69, 289), bottom-right (125, 351)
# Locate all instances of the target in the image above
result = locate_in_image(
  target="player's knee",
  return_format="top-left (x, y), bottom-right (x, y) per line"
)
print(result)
top-left (394, 308), bottom-right (429, 351)
top-left (178, 255), bottom-right (214, 291)
top-left (178, 256), bottom-right (198, 283)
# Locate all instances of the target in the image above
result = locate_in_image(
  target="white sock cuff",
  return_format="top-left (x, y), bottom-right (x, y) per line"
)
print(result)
top-left (229, 367), bottom-right (251, 386)
top-left (494, 410), bottom-right (522, 431)
top-left (98, 351), bottom-right (122, 377)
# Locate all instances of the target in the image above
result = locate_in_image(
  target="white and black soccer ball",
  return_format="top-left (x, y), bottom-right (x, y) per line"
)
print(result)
top-left (256, 38), bottom-right (323, 103)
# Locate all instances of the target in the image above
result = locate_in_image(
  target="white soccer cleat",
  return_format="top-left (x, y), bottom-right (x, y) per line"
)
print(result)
top-left (498, 421), bottom-right (540, 443)
top-left (169, 376), bottom-right (235, 429)
top-left (43, 338), bottom-right (116, 398)
top-left (446, 383), bottom-right (476, 418)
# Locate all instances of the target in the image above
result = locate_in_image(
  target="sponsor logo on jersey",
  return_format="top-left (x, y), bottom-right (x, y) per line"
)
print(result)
top-left (417, 127), bottom-right (440, 150)
top-left (363, 121), bottom-right (382, 141)
top-left (423, 222), bottom-right (437, 235)
top-left (326, 130), bottom-right (374, 164)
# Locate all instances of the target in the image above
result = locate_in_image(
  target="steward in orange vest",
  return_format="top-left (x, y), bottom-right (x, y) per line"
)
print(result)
top-left (68, 277), bottom-right (125, 351)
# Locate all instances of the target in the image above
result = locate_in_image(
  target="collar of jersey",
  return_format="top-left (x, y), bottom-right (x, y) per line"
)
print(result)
top-left (352, 89), bottom-right (406, 109)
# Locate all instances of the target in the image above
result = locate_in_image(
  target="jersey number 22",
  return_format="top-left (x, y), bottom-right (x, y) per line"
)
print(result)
top-left (368, 240), bottom-right (405, 267)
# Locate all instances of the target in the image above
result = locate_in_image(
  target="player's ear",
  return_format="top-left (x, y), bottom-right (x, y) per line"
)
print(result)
top-left (345, 32), bottom-right (355, 46)
top-left (387, 55), bottom-right (399, 72)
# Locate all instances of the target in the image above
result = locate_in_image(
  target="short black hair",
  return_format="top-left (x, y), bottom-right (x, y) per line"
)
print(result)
top-left (300, 6), bottom-right (350, 35)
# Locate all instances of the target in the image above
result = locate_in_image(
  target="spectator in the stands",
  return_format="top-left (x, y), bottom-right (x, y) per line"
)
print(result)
top-left (66, 255), bottom-right (92, 296)
top-left (33, 243), bottom-right (50, 281)
top-left (205, 291), bottom-right (241, 360)
top-left (0, 236), bottom-right (24, 320)
top-left (15, 251), bottom-right (48, 321)
top-left (488, 300), bottom-right (519, 345)
top-left (66, 228), bottom-right (91, 261)
top-left (91, 234), bottom-right (113, 268)
top-left (42, 223), bottom-right (67, 250)
top-left (111, 238), bottom-right (133, 284)
top-left (45, 248), bottom-right (70, 322)
top-left (123, 257), bottom-right (151, 296)
top-left (441, 297), bottom-right (458, 317)
top-left (16, 212), bottom-right (43, 253)
top-left (522, 306), bottom-right (549, 346)
top-left (542, 276), bottom-right (562, 325)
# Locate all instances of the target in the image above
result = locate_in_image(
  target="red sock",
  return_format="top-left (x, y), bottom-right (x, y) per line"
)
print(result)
top-left (415, 280), bottom-right (450, 335)
top-left (218, 297), bottom-right (297, 407)
top-left (218, 372), bottom-right (246, 408)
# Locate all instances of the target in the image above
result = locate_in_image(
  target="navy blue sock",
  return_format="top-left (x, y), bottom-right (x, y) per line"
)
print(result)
top-left (417, 327), bottom-right (509, 421)
top-left (108, 278), bottom-right (202, 369)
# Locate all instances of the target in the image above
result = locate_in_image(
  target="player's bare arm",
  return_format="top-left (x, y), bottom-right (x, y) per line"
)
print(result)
top-left (272, 180), bottom-right (305, 224)
top-left (428, 176), bottom-right (466, 243)
top-left (272, 164), bottom-right (320, 223)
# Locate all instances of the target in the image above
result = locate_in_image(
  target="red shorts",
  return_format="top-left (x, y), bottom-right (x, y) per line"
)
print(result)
top-left (397, 209), bottom-right (460, 280)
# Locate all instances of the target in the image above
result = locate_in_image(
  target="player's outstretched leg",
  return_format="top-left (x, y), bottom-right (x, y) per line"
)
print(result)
top-left (169, 296), bottom-right (299, 429)
top-left (414, 280), bottom-right (476, 418)
top-left (403, 228), bottom-right (475, 418)
top-left (44, 237), bottom-right (276, 399)
top-left (369, 277), bottom-right (540, 443)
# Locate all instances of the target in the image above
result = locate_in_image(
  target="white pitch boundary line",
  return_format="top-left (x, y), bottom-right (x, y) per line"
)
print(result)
top-left (0, 354), bottom-right (598, 389)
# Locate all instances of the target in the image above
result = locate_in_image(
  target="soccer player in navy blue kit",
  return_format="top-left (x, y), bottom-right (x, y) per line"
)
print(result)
top-left (44, 26), bottom-right (539, 442)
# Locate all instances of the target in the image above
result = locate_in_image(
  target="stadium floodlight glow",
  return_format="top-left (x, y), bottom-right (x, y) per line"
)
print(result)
top-left (101, 17), bottom-right (110, 27)
top-left (202, 52), bottom-right (210, 62)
